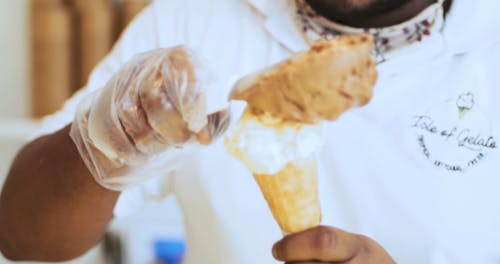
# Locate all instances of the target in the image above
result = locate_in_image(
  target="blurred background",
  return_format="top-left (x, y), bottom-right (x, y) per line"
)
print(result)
top-left (0, 0), bottom-right (186, 263)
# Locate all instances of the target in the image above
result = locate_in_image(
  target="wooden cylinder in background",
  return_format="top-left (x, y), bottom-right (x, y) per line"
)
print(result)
top-left (32, 0), bottom-right (73, 118)
top-left (73, 0), bottom-right (114, 88)
top-left (121, 0), bottom-right (150, 29)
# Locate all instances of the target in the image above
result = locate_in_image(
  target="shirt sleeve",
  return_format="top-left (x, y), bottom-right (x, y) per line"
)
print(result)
top-left (32, 3), bottom-right (176, 219)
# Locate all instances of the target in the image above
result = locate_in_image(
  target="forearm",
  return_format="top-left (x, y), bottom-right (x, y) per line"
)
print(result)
top-left (0, 125), bottom-right (120, 262)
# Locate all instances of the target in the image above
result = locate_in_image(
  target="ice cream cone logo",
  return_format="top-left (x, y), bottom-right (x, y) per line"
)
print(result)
top-left (456, 92), bottom-right (474, 118)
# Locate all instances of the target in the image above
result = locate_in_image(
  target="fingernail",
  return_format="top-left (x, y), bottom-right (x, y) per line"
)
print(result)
top-left (272, 244), bottom-right (280, 259)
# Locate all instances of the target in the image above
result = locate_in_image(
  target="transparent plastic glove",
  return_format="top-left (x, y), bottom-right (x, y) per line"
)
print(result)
top-left (70, 47), bottom-right (231, 191)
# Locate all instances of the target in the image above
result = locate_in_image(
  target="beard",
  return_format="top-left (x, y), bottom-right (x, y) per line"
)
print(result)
top-left (305, 0), bottom-right (411, 21)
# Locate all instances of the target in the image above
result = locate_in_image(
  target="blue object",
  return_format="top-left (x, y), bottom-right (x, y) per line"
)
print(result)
top-left (154, 240), bottom-right (186, 264)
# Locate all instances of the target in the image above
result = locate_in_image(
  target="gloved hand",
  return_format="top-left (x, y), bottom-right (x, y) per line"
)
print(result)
top-left (70, 47), bottom-right (230, 191)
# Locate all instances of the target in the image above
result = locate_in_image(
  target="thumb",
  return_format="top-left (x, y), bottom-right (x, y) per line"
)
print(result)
top-left (196, 95), bottom-right (247, 145)
top-left (196, 108), bottom-right (231, 145)
top-left (195, 75), bottom-right (243, 145)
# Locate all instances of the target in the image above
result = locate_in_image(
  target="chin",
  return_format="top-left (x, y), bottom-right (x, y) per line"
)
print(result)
top-left (347, 0), bottom-right (375, 8)
top-left (309, 0), bottom-right (375, 10)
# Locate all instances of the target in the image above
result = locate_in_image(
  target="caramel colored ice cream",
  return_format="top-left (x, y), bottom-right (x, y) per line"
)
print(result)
top-left (225, 34), bottom-right (377, 233)
top-left (230, 34), bottom-right (377, 123)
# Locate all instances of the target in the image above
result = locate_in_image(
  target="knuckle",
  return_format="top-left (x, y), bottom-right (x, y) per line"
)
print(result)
top-left (312, 226), bottom-right (337, 252)
top-left (341, 235), bottom-right (395, 264)
top-left (355, 235), bottom-right (372, 255)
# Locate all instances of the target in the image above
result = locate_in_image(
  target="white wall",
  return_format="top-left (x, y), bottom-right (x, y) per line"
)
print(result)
top-left (0, 0), bottom-right (31, 118)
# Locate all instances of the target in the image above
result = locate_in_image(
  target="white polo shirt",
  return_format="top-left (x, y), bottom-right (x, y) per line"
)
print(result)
top-left (37, 0), bottom-right (500, 263)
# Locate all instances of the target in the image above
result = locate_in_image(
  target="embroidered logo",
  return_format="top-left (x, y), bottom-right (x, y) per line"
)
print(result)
top-left (412, 92), bottom-right (496, 172)
top-left (456, 92), bottom-right (474, 118)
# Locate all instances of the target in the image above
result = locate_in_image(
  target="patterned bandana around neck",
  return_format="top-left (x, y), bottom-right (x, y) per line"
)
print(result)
top-left (294, 0), bottom-right (445, 63)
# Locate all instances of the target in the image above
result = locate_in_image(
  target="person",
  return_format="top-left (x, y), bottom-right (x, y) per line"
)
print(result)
top-left (1, 0), bottom-right (500, 263)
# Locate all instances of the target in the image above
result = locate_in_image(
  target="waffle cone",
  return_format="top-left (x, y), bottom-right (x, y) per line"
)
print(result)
top-left (253, 157), bottom-right (321, 234)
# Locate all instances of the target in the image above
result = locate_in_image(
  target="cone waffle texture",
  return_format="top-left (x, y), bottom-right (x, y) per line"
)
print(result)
top-left (253, 156), bottom-right (321, 234)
